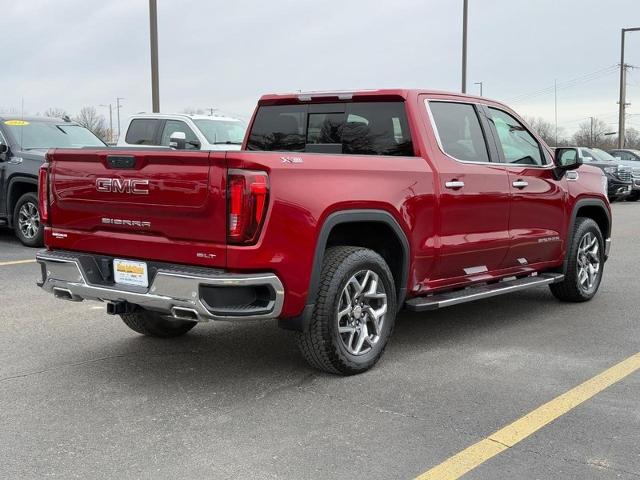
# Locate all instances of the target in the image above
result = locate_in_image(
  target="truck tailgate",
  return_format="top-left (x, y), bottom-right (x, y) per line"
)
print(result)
top-left (46, 148), bottom-right (227, 267)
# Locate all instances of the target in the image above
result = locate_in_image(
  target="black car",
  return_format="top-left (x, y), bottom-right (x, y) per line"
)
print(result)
top-left (0, 116), bottom-right (105, 246)
top-left (575, 147), bottom-right (633, 201)
top-left (608, 148), bottom-right (640, 201)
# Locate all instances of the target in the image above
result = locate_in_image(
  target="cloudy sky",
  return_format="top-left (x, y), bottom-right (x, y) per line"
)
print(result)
top-left (1, 0), bottom-right (639, 136)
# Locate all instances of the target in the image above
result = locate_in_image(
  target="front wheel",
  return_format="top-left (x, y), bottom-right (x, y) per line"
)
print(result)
top-left (626, 192), bottom-right (639, 202)
top-left (120, 309), bottom-right (197, 338)
top-left (13, 192), bottom-right (44, 247)
top-left (297, 246), bottom-right (397, 375)
top-left (550, 217), bottom-right (604, 302)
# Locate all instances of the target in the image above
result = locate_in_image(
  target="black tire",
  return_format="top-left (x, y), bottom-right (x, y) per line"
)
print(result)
top-left (120, 309), bottom-right (197, 338)
top-left (13, 192), bottom-right (44, 247)
top-left (626, 192), bottom-right (639, 202)
top-left (550, 217), bottom-right (604, 302)
top-left (297, 246), bottom-right (397, 375)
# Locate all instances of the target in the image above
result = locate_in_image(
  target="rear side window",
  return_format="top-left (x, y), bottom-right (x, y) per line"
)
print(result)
top-left (247, 102), bottom-right (413, 156)
top-left (429, 101), bottom-right (489, 163)
top-left (125, 119), bottom-right (159, 145)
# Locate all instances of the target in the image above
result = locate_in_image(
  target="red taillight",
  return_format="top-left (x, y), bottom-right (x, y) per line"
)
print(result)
top-left (227, 169), bottom-right (269, 244)
top-left (38, 163), bottom-right (49, 224)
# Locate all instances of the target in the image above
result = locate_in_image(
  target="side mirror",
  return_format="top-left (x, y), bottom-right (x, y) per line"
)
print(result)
top-left (553, 148), bottom-right (581, 179)
top-left (169, 131), bottom-right (186, 149)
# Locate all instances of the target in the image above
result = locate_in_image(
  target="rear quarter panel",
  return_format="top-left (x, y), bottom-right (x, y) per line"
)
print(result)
top-left (225, 151), bottom-right (436, 318)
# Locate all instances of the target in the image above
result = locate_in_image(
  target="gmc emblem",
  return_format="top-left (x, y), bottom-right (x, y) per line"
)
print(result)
top-left (96, 178), bottom-right (150, 195)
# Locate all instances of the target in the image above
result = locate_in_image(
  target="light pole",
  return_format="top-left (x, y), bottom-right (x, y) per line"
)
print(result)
top-left (116, 97), bottom-right (124, 140)
top-left (618, 27), bottom-right (640, 148)
top-left (474, 81), bottom-right (483, 96)
top-left (461, 0), bottom-right (468, 93)
top-left (99, 104), bottom-right (113, 143)
top-left (149, 0), bottom-right (160, 113)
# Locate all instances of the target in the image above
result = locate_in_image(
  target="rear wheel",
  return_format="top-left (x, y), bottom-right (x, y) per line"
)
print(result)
top-left (626, 192), bottom-right (639, 202)
top-left (550, 217), bottom-right (604, 302)
top-left (297, 246), bottom-right (397, 375)
top-left (13, 192), bottom-right (44, 247)
top-left (120, 309), bottom-right (197, 338)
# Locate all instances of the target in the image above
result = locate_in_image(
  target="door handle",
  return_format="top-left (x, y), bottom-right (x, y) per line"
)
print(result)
top-left (512, 180), bottom-right (528, 189)
top-left (445, 180), bottom-right (465, 189)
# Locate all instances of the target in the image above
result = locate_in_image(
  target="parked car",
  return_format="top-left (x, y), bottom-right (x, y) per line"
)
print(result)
top-left (608, 148), bottom-right (640, 201)
top-left (572, 147), bottom-right (633, 201)
top-left (37, 89), bottom-right (611, 375)
top-left (0, 116), bottom-right (105, 246)
top-left (117, 113), bottom-right (246, 151)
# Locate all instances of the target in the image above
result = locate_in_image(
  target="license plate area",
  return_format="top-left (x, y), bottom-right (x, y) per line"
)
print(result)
top-left (113, 259), bottom-right (148, 287)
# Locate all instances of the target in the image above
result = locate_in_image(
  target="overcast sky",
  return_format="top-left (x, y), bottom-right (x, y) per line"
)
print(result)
top-left (1, 0), bottom-right (639, 136)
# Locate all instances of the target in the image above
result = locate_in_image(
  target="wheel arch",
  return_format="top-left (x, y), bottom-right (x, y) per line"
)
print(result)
top-left (563, 198), bottom-right (611, 274)
top-left (279, 209), bottom-right (411, 332)
top-left (7, 176), bottom-right (38, 227)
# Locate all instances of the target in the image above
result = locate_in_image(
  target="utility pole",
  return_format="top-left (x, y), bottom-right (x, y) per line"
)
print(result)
top-left (461, 0), bottom-right (468, 93)
top-left (554, 79), bottom-right (558, 147)
top-left (149, 0), bottom-right (160, 113)
top-left (618, 27), bottom-right (640, 148)
top-left (590, 116), bottom-right (594, 148)
top-left (474, 81), bottom-right (483, 96)
top-left (99, 104), bottom-right (113, 143)
top-left (116, 97), bottom-right (124, 140)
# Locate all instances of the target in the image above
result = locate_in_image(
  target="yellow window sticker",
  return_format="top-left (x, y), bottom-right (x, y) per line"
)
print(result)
top-left (4, 120), bottom-right (30, 126)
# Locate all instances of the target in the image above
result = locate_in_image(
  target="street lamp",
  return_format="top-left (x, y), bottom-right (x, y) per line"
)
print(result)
top-left (617, 27), bottom-right (640, 148)
top-left (149, 0), bottom-right (160, 112)
top-left (116, 97), bottom-right (124, 140)
top-left (461, 0), bottom-right (468, 93)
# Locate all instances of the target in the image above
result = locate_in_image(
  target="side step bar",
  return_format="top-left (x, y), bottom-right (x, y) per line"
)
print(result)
top-left (405, 273), bottom-right (564, 312)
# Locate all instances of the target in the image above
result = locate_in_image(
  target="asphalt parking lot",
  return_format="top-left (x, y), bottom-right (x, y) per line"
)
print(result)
top-left (1, 203), bottom-right (639, 480)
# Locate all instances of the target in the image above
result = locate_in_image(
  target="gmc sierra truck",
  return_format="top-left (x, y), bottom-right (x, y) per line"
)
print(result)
top-left (36, 89), bottom-right (611, 375)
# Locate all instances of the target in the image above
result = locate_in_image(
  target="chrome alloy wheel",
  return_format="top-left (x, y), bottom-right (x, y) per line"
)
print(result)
top-left (18, 202), bottom-right (40, 240)
top-left (576, 232), bottom-right (600, 294)
top-left (337, 270), bottom-right (388, 356)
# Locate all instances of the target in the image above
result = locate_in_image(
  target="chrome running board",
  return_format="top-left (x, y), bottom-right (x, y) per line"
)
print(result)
top-left (405, 273), bottom-right (564, 312)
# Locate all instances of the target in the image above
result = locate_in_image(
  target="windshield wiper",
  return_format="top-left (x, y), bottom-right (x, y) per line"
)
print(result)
top-left (212, 141), bottom-right (242, 145)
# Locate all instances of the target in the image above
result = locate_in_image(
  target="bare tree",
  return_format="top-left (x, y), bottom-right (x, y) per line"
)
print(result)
top-left (571, 118), bottom-right (615, 149)
top-left (524, 116), bottom-right (565, 147)
top-left (43, 107), bottom-right (68, 119)
top-left (74, 106), bottom-right (108, 140)
top-left (623, 128), bottom-right (640, 149)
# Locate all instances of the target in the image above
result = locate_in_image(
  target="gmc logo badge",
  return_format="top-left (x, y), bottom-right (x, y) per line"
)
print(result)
top-left (96, 178), bottom-right (150, 195)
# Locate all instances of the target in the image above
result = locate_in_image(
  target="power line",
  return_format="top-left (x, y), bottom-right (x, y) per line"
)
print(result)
top-left (509, 65), bottom-right (618, 104)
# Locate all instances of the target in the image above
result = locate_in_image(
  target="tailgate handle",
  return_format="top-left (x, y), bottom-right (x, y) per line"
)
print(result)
top-left (107, 155), bottom-right (136, 169)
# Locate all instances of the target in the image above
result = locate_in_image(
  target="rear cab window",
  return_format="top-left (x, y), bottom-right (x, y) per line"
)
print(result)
top-left (247, 101), bottom-right (414, 156)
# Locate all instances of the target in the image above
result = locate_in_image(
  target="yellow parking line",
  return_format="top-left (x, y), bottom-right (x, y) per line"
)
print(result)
top-left (415, 352), bottom-right (640, 480)
top-left (0, 259), bottom-right (36, 266)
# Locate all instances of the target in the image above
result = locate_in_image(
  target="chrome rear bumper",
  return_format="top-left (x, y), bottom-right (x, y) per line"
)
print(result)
top-left (36, 250), bottom-right (284, 322)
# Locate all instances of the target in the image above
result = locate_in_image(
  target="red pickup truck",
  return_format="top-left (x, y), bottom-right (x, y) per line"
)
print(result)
top-left (36, 89), bottom-right (611, 375)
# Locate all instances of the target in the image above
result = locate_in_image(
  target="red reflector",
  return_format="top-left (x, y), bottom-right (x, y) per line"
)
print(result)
top-left (227, 169), bottom-right (269, 244)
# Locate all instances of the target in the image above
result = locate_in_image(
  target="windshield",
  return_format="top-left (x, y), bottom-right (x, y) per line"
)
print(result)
top-left (581, 148), bottom-right (615, 162)
top-left (589, 148), bottom-right (616, 162)
top-left (4, 120), bottom-right (105, 149)
top-left (193, 119), bottom-right (246, 144)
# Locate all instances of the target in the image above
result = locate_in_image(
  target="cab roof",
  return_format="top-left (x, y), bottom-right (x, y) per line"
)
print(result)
top-left (258, 88), bottom-right (506, 107)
